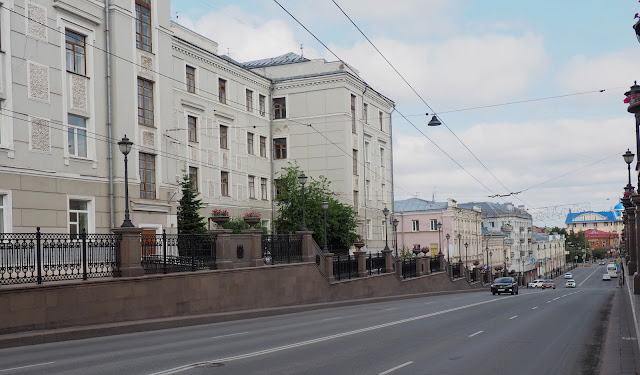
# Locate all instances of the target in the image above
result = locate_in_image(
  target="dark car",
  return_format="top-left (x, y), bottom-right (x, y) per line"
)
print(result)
top-left (491, 277), bottom-right (519, 295)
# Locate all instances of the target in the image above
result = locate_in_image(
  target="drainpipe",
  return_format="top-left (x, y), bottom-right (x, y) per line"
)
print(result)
top-left (105, 0), bottom-right (115, 229)
top-left (389, 103), bottom-right (396, 235)
top-left (269, 85), bottom-right (275, 233)
top-left (361, 85), bottom-right (368, 242)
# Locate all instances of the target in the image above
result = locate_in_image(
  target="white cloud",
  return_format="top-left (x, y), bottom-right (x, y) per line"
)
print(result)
top-left (556, 49), bottom-right (640, 92)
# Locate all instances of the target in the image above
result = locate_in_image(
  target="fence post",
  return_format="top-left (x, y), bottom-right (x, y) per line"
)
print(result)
top-left (424, 255), bottom-right (431, 275)
top-left (210, 228), bottom-right (233, 269)
top-left (438, 253), bottom-right (445, 272)
top-left (36, 227), bottom-right (42, 284)
top-left (296, 231), bottom-right (315, 263)
top-left (111, 227), bottom-right (144, 277)
top-left (354, 250), bottom-right (367, 278)
top-left (415, 253), bottom-right (423, 276)
top-left (248, 230), bottom-right (263, 267)
top-left (163, 230), bottom-right (167, 274)
top-left (325, 253), bottom-right (334, 282)
top-left (82, 229), bottom-right (88, 280)
top-left (382, 249), bottom-right (393, 273)
top-left (396, 258), bottom-right (403, 278)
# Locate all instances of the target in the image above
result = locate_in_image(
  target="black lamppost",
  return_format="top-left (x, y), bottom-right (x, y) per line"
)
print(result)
top-left (393, 217), bottom-right (399, 257)
top-left (464, 242), bottom-right (469, 269)
top-left (437, 222), bottom-right (443, 255)
top-left (298, 173), bottom-right (308, 231)
top-left (624, 149), bottom-right (635, 193)
top-left (117, 135), bottom-right (134, 228)
top-left (446, 233), bottom-right (450, 263)
top-left (489, 250), bottom-right (493, 277)
top-left (383, 207), bottom-right (390, 251)
top-left (457, 233), bottom-right (462, 263)
top-left (321, 200), bottom-right (329, 253)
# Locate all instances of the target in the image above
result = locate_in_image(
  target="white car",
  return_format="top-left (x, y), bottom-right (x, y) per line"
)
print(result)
top-left (564, 272), bottom-right (573, 279)
top-left (603, 274), bottom-right (612, 281)
top-left (565, 279), bottom-right (576, 288)
top-left (528, 279), bottom-right (544, 288)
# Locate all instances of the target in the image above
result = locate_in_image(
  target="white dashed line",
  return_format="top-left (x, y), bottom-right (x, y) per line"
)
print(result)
top-left (0, 362), bottom-right (55, 372)
top-left (532, 306), bottom-right (538, 310)
top-left (469, 331), bottom-right (483, 337)
top-left (384, 308), bottom-right (398, 311)
top-left (321, 317), bottom-right (343, 322)
top-left (509, 315), bottom-right (518, 320)
top-left (379, 362), bottom-right (413, 375)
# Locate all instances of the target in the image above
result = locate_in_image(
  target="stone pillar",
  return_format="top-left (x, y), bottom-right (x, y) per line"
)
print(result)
top-left (211, 229), bottom-right (233, 269)
top-left (354, 250), bottom-right (367, 277)
top-left (415, 254), bottom-right (423, 276)
top-left (296, 230), bottom-right (315, 263)
top-left (424, 255), bottom-right (431, 275)
top-left (112, 227), bottom-right (144, 277)
top-left (324, 252), bottom-right (335, 282)
top-left (438, 253), bottom-right (445, 272)
top-left (243, 229), bottom-right (263, 267)
top-left (382, 249), bottom-right (393, 273)
top-left (625, 205), bottom-right (637, 276)
top-left (396, 258), bottom-right (403, 277)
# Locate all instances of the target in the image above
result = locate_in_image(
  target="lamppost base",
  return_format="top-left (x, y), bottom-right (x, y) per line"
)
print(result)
top-left (121, 219), bottom-right (134, 228)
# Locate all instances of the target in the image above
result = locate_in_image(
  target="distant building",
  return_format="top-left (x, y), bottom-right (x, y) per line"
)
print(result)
top-left (584, 228), bottom-right (619, 250)
top-left (565, 205), bottom-right (623, 248)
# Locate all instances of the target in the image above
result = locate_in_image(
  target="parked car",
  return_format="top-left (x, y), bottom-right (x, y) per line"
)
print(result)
top-left (603, 274), bottom-right (612, 281)
top-left (491, 277), bottom-right (519, 295)
top-left (564, 272), bottom-right (573, 279)
top-left (528, 279), bottom-right (545, 288)
top-left (542, 279), bottom-right (556, 289)
top-left (565, 279), bottom-right (576, 288)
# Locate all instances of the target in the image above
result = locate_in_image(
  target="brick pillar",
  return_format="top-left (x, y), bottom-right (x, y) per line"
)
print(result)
top-left (396, 258), bottom-right (403, 277)
top-left (416, 254), bottom-right (424, 276)
top-left (112, 227), bottom-right (144, 277)
top-left (211, 229), bottom-right (233, 269)
top-left (325, 252), bottom-right (335, 282)
top-left (627, 208), bottom-right (637, 277)
top-left (296, 230), bottom-right (315, 263)
top-left (424, 255), bottom-right (431, 275)
top-left (438, 253), bottom-right (445, 272)
top-left (632, 195), bottom-right (640, 294)
top-left (354, 250), bottom-right (367, 277)
top-left (382, 249), bottom-right (393, 273)
top-left (242, 229), bottom-right (264, 267)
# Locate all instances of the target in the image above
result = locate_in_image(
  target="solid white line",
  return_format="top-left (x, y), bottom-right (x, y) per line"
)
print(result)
top-left (379, 361), bottom-right (413, 375)
top-left (578, 266), bottom-right (601, 287)
top-left (147, 298), bottom-right (509, 375)
top-left (625, 274), bottom-right (640, 356)
top-left (211, 332), bottom-right (249, 339)
top-left (384, 308), bottom-right (398, 311)
top-left (468, 331), bottom-right (483, 337)
top-left (509, 315), bottom-right (518, 320)
top-left (532, 306), bottom-right (538, 310)
top-left (321, 317), bottom-right (343, 322)
top-left (0, 362), bottom-right (55, 372)
top-left (424, 302), bottom-right (435, 305)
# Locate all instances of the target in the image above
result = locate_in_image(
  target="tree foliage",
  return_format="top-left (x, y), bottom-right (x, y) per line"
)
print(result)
top-left (274, 163), bottom-right (358, 249)
top-left (222, 217), bottom-right (268, 234)
top-left (177, 173), bottom-right (208, 235)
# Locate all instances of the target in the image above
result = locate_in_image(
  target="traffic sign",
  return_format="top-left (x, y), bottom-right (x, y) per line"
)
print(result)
top-left (531, 258), bottom-right (536, 263)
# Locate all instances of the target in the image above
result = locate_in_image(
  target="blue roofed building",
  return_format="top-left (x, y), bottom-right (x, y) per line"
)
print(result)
top-left (565, 205), bottom-right (623, 247)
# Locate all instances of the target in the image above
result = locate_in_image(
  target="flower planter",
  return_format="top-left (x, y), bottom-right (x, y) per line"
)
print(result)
top-left (354, 242), bottom-right (365, 251)
top-left (243, 216), bottom-right (261, 229)
top-left (210, 215), bottom-right (229, 225)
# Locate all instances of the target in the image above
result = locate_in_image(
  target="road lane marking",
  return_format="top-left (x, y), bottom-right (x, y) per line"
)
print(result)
top-left (532, 306), bottom-right (538, 310)
top-left (0, 362), bottom-right (55, 372)
top-left (321, 317), bottom-right (343, 322)
top-left (384, 308), bottom-right (398, 311)
top-left (547, 301), bottom-right (552, 303)
top-left (509, 315), bottom-right (517, 320)
top-left (553, 297), bottom-right (560, 301)
top-left (468, 331), bottom-right (483, 337)
top-left (562, 295), bottom-right (568, 297)
top-left (578, 266), bottom-right (601, 287)
top-left (147, 297), bottom-right (510, 375)
top-left (379, 362), bottom-right (413, 375)
top-left (424, 302), bottom-right (435, 305)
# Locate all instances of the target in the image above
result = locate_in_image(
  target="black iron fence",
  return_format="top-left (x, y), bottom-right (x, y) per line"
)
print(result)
top-left (367, 252), bottom-right (385, 275)
top-left (262, 234), bottom-right (303, 264)
top-left (402, 258), bottom-right (416, 279)
top-left (0, 228), bottom-right (121, 285)
top-left (452, 264), bottom-right (461, 279)
top-left (470, 270), bottom-right (477, 282)
top-left (430, 257), bottom-right (440, 273)
top-left (333, 254), bottom-right (357, 280)
top-left (141, 231), bottom-right (217, 274)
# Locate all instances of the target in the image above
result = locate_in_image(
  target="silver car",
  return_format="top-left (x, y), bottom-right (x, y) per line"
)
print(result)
top-left (565, 279), bottom-right (576, 288)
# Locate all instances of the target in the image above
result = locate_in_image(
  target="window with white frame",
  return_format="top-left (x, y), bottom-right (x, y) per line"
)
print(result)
top-left (261, 178), bottom-right (267, 200)
top-left (0, 194), bottom-right (5, 233)
top-left (366, 219), bottom-right (372, 239)
top-left (261, 219), bottom-right (270, 230)
top-left (69, 199), bottom-right (89, 235)
top-left (67, 114), bottom-right (87, 158)
top-left (430, 219), bottom-right (437, 231)
top-left (412, 220), bottom-right (419, 232)
top-left (248, 175), bottom-right (255, 199)
top-left (364, 141), bottom-right (370, 163)
top-left (65, 29), bottom-right (86, 75)
top-left (380, 148), bottom-right (385, 169)
top-left (365, 180), bottom-right (371, 200)
top-left (381, 184), bottom-right (386, 203)
top-left (246, 89), bottom-right (253, 112)
top-left (363, 103), bottom-right (368, 123)
top-left (247, 132), bottom-right (254, 155)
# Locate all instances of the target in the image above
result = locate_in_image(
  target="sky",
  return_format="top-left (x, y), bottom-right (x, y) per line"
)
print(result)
top-left (170, 0), bottom-right (640, 227)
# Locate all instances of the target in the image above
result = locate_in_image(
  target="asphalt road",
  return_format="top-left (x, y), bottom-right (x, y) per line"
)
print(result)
top-left (0, 265), bottom-right (620, 375)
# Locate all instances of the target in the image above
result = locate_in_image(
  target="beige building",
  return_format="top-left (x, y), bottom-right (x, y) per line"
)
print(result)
top-left (0, 0), bottom-right (394, 248)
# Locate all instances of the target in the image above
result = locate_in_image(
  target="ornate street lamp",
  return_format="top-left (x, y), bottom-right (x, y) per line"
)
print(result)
top-left (298, 173), bottom-right (308, 231)
top-left (117, 135), bottom-right (134, 228)
top-left (457, 233), bottom-right (462, 263)
top-left (625, 82), bottom-right (640, 188)
top-left (446, 233), bottom-right (450, 264)
top-left (383, 207), bottom-right (390, 251)
top-left (321, 200), bottom-right (329, 253)
top-left (464, 242), bottom-right (469, 269)
top-left (624, 149), bottom-right (635, 193)
top-left (393, 217), bottom-right (399, 257)
top-left (437, 222), bottom-right (443, 255)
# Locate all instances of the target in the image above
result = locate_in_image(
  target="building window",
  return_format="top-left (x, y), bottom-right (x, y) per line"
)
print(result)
top-left (274, 138), bottom-right (287, 159)
top-left (273, 98), bottom-right (286, 119)
top-left (365, 180), bottom-right (371, 200)
top-left (275, 178), bottom-right (283, 198)
top-left (353, 191), bottom-right (358, 208)
top-left (412, 220), bottom-right (420, 232)
top-left (430, 219), bottom-right (437, 231)
top-left (218, 78), bottom-right (227, 104)
top-left (352, 149), bottom-right (358, 175)
top-left (139, 152), bottom-right (156, 199)
top-left (186, 65), bottom-right (195, 93)
top-left (0, 195), bottom-right (5, 233)
top-left (135, 0), bottom-right (152, 52)
top-left (248, 175), bottom-right (255, 199)
top-left (261, 178), bottom-right (268, 200)
top-left (363, 103), bottom-right (368, 123)
top-left (351, 94), bottom-right (356, 133)
top-left (260, 136), bottom-right (267, 157)
top-left (247, 132), bottom-right (254, 154)
top-left (379, 111), bottom-right (383, 131)
top-left (221, 171), bottom-right (229, 196)
top-left (69, 199), bottom-right (89, 235)
top-left (381, 184), bottom-right (386, 203)
top-left (246, 89), bottom-right (253, 112)
top-left (137, 78), bottom-right (154, 126)
top-left (380, 148), bottom-right (385, 169)
top-left (364, 141), bottom-right (370, 163)
top-left (65, 30), bottom-right (86, 75)
top-left (220, 125), bottom-right (228, 149)
top-left (189, 166), bottom-right (198, 191)
top-left (366, 219), bottom-right (372, 239)
top-left (67, 114), bottom-right (87, 158)
top-left (259, 94), bottom-right (266, 116)
top-left (188, 116), bottom-right (197, 143)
